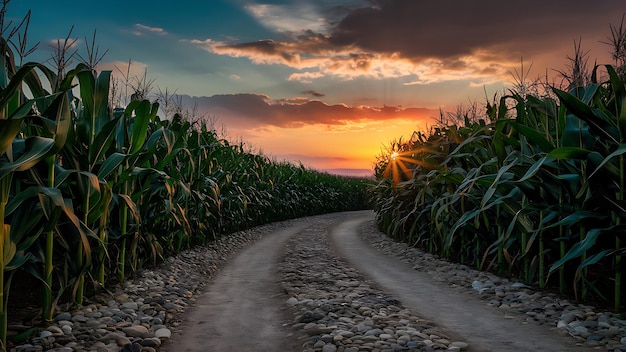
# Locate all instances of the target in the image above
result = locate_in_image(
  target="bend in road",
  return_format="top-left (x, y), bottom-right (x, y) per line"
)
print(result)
top-left (330, 215), bottom-right (586, 352)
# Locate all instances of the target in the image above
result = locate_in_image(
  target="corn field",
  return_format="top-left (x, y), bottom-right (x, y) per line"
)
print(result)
top-left (373, 62), bottom-right (626, 312)
top-left (0, 8), bottom-right (372, 350)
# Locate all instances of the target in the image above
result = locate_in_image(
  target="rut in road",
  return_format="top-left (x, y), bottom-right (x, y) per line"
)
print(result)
top-left (330, 214), bottom-right (585, 352)
top-left (163, 211), bottom-right (589, 351)
top-left (164, 221), bottom-right (308, 352)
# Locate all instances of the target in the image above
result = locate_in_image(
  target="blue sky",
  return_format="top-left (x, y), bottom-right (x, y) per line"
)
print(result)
top-left (7, 0), bottom-right (625, 175)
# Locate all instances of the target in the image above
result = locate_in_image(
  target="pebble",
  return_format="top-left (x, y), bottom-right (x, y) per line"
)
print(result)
top-left (8, 223), bottom-right (267, 352)
top-left (154, 328), bottom-right (171, 340)
top-left (9, 214), bottom-right (626, 351)
top-left (122, 325), bottom-right (150, 338)
top-left (360, 219), bottom-right (626, 351)
top-left (280, 222), bottom-right (467, 351)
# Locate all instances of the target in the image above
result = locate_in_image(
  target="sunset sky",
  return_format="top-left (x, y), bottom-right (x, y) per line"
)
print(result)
top-left (9, 0), bottom-right (625, 176)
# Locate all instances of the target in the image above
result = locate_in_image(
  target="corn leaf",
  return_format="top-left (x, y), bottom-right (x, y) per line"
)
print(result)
top-left (589, 144), bottom-right (626, 178)
top-left (98, 153), bottom-right (126, 180)
top-left (549, 228), bottom-right (604, 273)
top-left (0, 118), bottom-right (22, 156)
top-left (0, 137), bottom-right (55, 178)
top-left (89, 116), bottom-right (121, 166)
top-left (502, 120), bottom-right (555, 153)
top-left (554, 87), bottom-right (619, 144)
top-left (126, 100), bottom-right (158, 155)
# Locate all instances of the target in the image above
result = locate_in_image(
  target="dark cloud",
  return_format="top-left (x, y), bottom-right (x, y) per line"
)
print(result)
top-left (302, 90), bottom-right (325, 97)
top-left (176, 93), bottom-right (436, 129)
top-left (225, 40), bottom-right (301, 63)
top-left (329, 0), bottom-right (623, 61)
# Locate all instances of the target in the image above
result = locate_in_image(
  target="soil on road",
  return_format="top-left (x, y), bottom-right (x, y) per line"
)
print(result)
top-left (162, 211), bottom-right (587, 351)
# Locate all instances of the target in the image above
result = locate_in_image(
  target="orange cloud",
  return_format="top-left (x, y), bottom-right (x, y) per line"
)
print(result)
top-left (192, 36), bottom-right (498, 83)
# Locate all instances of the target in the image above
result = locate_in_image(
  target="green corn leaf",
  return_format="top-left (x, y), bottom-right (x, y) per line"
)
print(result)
top-left (544, 211), bottom-right (605, 229)
top-left (10, 98), bottom-right (37, 120)
top-left (549, 227), bottom-right (604, 273)
top-left (503, 120), bottom-right (555, 153)
top-left (0, 118), bottom-right (22, 156)
top-left (580, 83), bottom-right (601, 105)
top-left (76, 66), bottom-right (113, 146)
top-left (0, 62), bottom-right (49, 108)
top-left (93, 70), bottom-right (112, 129)
top-left (605, 65), bottom-right (626, 110)
top-left (126, 100), bottom-right (158, 155)
top-left (603, 65), bottom-right (626, 136)
top-left (562, 115), bottom-right (593, 149)
top-left (59, 197), bottom-right (97, 264)
top-left (7, 201), bottom-right (44, 249)
top-left (5, 250), bottom-right (33, 271)
top-left (553, 87), bottom-right (619, 144)
top-left (39, 92), bottom-right (72, 152)
top-left (493, 119), bottom-right (509, 164)
top-left (76, 64), bottom-right (95, 121)
top-left (480, 160), bottom-right (517, 209)
top-left (21, 64), bottom-right (52, 98)
top-left (53, 164), bottom-right (73, 188)
top-left (621, 94), bottom-right (626, 137)
top-left (575, 249), bottom-right (611, 280)
top-left (534, 205), bottom-right (562, 232)
top-left (0, 38), bottom-right (10, 89)
top-left (557, 173), bottom-right (584, 196)
top-left (0, 137), bottom-right (56, 179)
top-left (447, 208), bottom-right (480, 246)
top-left (144, 127), bottom-right (168, 152)
top-left (98, 152), bottom-right (126, 179)
top-left (54, 93), bottom-right (72, 148)
top-left (589, 144), bottom-right (626, 178)
top-left (5, 186), bottom-right (65, 217)
top-left (89, 116), bottom-right (122, 166)
top-left (0, 104), bottom-right (39, 166)
top-left (546, 147), bottom-right (591, 159)
top-left (59, 64), bottom-right (86, 92)
top-left (516, 156), bottom-right (552, 183)
top-left (94, 181), bottom-right (113, 216)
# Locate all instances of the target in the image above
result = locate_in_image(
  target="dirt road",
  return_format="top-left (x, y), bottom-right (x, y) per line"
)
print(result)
top-left (330, 215), bottom-right (582, 352)
top-left (163, 223), bottom-right (307, 351)
top-left (163, 211), bottom-right (588, 351)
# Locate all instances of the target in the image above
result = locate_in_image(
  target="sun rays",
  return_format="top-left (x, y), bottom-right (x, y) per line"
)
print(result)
top-left (382, 147), bottom-right (431, 185)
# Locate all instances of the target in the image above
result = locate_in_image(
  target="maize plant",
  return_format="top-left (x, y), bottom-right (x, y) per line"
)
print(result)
top-left (373, 64), bottom-right (626, 310)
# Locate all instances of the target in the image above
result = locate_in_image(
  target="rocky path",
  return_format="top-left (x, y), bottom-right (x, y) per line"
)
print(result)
top-left (162, 211), bottom-right (609, 352)
top-left (330, 216), bottom-right (581, 351)
top-left (14, 211), bottom-right (626, 351)
top-left (164, 223), bottom-right (306, 351)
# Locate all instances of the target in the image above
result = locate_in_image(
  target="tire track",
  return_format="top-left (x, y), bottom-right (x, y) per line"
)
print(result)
top-left (330, 215), bottom-right (586, 352)
top-left (168, 222), bottom-right (308, 352)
